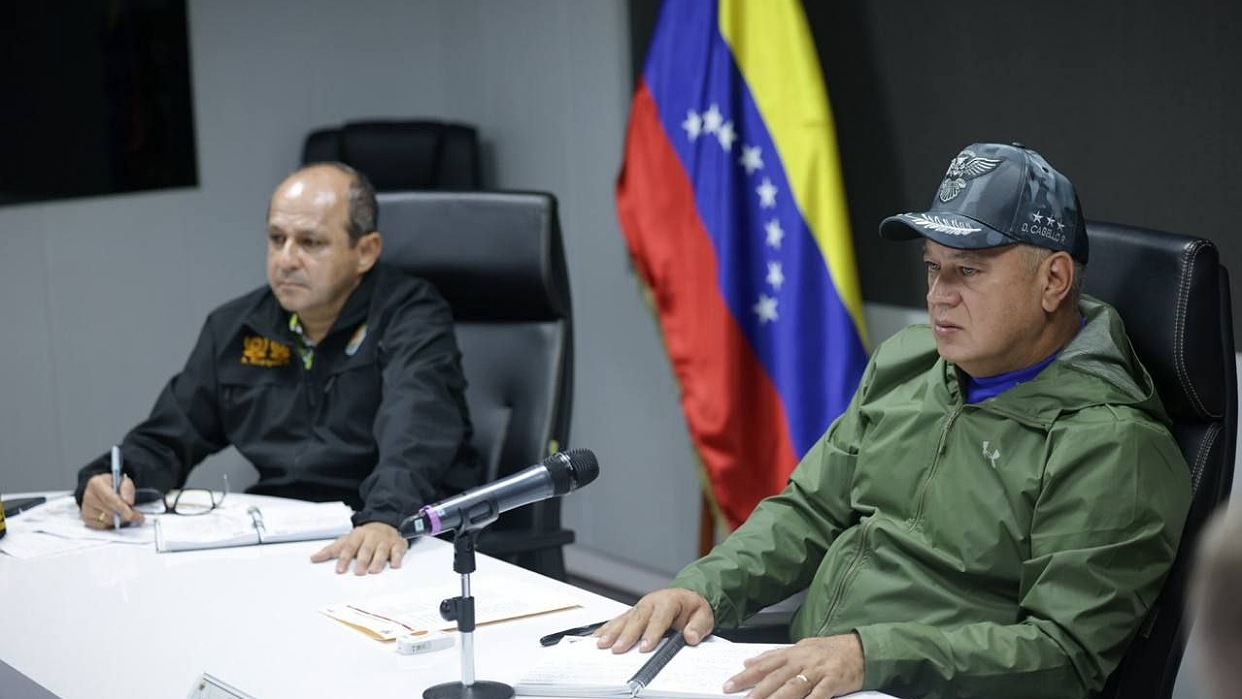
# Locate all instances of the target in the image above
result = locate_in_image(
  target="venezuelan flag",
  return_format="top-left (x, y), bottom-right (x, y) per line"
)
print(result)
top-left (616, 0), bottom-right (868, 529)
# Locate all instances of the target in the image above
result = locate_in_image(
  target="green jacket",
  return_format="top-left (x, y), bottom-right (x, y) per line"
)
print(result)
top-left (672, 297), bottom-right (1191, 699)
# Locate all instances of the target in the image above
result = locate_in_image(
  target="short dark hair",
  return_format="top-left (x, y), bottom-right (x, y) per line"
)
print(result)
top-left (298, 161), bottom-right (378, 244)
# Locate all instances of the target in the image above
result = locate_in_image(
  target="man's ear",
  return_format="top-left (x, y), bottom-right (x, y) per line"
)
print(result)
top-left (1042, 251), bottom-right (1074, 313)
top-left (356, 232), bottom-right (382, 274)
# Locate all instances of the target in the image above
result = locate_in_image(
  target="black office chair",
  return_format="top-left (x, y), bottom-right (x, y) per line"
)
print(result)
top-left (302, 120), bottom-right (481, 190)
top-left (1083, 221), bottom-right (1236, 699)
top-left (720, 222), bottom-right (1236, 699)
top-left (376, 191), bottom-right (577, 581)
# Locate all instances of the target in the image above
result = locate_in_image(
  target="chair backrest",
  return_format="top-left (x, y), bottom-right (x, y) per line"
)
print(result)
top-left (376, 191), bottom-right (575, 576)
top-left (1081, 221), bottom-right (1237, 699)
top-left (302, 120), bottom-right (480, 190)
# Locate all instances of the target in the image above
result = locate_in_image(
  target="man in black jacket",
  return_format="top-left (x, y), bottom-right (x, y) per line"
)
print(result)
top-left (75, 162), bottom-right (480, 574)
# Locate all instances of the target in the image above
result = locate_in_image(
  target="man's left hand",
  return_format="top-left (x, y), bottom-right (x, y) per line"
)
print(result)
top-left (723, 634), bottom-right (864, 699)
top-left (311, 521), bottom-right (408, 575)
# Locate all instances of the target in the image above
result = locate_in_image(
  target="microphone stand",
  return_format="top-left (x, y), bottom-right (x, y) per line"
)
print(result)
top-left (422, 528), bottom-right (514, 699)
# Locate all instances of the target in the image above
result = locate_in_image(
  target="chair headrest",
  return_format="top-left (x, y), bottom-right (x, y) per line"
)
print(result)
top-left (1082, 221), bottom-right (1230, 422)
top-left (302, 120), bottom-right (480, 190)
top-left (376, 191), bottom-right (570, 323)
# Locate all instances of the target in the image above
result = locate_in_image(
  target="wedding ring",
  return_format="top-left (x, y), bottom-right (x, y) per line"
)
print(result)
top-left (97, 510), bottom-right (107, 523)
top-left (794, 674), bottom-right (810, 685)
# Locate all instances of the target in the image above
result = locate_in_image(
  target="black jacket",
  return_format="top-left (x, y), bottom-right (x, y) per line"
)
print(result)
top-left (75, 265), bottom-right (481, 528)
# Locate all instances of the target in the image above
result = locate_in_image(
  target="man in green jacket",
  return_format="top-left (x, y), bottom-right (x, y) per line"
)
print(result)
top-left (596, 143), bottom-right (1192, 699)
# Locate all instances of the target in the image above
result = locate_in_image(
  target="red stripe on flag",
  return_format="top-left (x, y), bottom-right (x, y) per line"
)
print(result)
top-left (616, 82), bottom-right (799, 529)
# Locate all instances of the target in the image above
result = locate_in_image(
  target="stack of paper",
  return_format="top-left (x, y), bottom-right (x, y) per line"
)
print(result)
top-left (0, 495), bottom-right (152, 559)
top-left (322, 574), bottom-right (581, 640)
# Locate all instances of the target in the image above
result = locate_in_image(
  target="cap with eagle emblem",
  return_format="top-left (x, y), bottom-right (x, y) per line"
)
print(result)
top-left (879, 142), bottom-right (1087, 263)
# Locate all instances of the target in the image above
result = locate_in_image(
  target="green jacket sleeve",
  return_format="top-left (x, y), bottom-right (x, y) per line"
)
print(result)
top-left (670, 359), bottom-right (877, 627)
top-left (855, 414), bottom-right (1191, 699)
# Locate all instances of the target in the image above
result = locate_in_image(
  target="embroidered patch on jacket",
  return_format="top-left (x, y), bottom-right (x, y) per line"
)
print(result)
top-left (241, 336), bottom-right (292, 367)
top-left (345, 323), bottom-right (368, 357)
top-left (938, 150), bottom-right (1003, 202)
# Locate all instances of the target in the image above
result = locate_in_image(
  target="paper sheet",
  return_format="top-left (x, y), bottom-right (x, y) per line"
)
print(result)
top-left (5, 495), bottom-right (154, 548)
top-left (0, 526), bottom-right (108, 558)
top-left (322, 574), bottom-right (582, 640)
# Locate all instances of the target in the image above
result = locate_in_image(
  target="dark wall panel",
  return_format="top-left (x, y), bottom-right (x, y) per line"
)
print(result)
top-left (629, 0), bottom-right (1242, 341)
top-left (1, 1), bottom-right (198, 207)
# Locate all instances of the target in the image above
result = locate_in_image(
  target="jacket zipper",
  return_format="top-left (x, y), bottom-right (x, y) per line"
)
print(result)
top-left (304, 361), bottom-right (318, 410)
top-left (816, 405), bottom-right (965, 633)
top-left (908, 405), bottom-right (963, 529)
top-left (817, 515), bottom-right (875, 635)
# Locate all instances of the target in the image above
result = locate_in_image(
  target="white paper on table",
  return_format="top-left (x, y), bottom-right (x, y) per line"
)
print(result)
top-left (15, 494), bottom-right (155, 544)
top-left (0, 525), bottom-right (108, 558)
top-left (322, 573), bottom-right (583, 640)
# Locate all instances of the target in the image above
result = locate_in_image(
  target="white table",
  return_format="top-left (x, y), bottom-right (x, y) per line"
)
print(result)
top-left (0, 493), bottom-right (628, 699)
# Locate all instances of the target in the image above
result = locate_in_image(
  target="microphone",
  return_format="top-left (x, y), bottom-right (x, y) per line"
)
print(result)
top-left (400, 448), bottom-right (599, 538)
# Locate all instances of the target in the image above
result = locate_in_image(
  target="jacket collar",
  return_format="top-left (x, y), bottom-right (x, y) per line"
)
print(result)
top-left (245, 267), bottom-right (379, 342)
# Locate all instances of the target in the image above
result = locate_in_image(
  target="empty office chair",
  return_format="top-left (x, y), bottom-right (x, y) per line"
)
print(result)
top-left (376, 191), bottom-right (577, 580)
top-left (1083, 221), bottom-right (1236, 699)
top-left (302, 120), bottom-right (480, 190)
top-left (719, 222), bottom-right (1236, 699)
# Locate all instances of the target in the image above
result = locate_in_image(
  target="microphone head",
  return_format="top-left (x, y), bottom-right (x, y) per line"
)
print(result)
top-left (541, 449), bottom-right (600, 495)
top-left (562, 448), bottom-right (599, 489)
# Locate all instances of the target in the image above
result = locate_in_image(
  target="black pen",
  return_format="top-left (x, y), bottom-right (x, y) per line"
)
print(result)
top-left (539, 620), bottom-right (608, 646)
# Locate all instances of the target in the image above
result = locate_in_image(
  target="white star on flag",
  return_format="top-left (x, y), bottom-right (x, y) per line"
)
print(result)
top-left (702, 104), bottom-right (723, 134)
top-left (717, 121), bottom-right (737, 151)
top-left (753, 294), bottom-right (779, 323)
top-left (766, 261), bottom-right (785, 290)
top-left (739, 145), bottom-right (763, 174)
top-left (682, 110), bottom-right (702, 140)
top-left (756, 178), bottom-right (778, 208)
top-left (765, 219), bottom-right (784, 249)
top-left (1032, 213), bottom-right (1044, 223)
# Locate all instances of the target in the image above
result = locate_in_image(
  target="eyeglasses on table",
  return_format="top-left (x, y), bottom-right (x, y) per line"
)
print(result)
top-left (132, 474), bottom-right (229, 516)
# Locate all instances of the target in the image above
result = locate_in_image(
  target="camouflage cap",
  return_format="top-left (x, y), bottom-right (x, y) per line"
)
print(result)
top-left (879, 142), bottom-right (1087, 264)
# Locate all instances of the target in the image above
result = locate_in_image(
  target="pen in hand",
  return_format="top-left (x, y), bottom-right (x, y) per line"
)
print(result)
top-left (110, 445), bottom-right (123, 529)
top-left (539, 620), bottom-right (608, 647)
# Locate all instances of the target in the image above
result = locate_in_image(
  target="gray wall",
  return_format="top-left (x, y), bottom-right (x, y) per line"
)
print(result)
top-left (0, 0), bottom-right (703, 578)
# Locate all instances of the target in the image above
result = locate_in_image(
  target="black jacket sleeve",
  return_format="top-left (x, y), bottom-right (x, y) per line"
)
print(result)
top-left (74, 318), bottom-right (230, 504)
top-left (352, 282), bottom-right (477, 528)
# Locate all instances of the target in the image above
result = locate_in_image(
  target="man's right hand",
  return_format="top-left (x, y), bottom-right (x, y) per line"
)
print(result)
top-left (594, 588), bottom-right (715, 653)
top-left (80, 473), bottom-right (144, 529)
